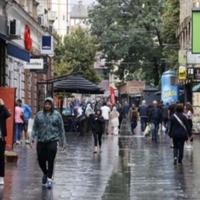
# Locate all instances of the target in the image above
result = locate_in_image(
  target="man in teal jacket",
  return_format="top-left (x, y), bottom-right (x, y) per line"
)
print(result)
top-left (32, 97), bottom-right (66, 189)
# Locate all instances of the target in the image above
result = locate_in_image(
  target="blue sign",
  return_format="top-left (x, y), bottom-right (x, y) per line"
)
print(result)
top-left (41, 36), bottom-right (54, 55)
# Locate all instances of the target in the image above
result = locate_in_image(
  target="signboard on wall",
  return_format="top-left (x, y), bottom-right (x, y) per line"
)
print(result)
top-left (41, 36), bottom-right (54, 56)
top-left (192, 10), bottom-right (200, 54)
top-left (25, 58), bottom-right (44, 69)
top-left (187, 51), bottom-right (200, 64)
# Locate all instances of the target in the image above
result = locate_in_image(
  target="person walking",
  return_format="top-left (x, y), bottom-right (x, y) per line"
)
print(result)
top-left (184, 102), bottom-right (193, 149)
top-left (14, 99), bottom-right (24, 144)
top-left (101, 102), bottom-right (111, 135)
top-left (128, 104), bottom-right (138, 134)
top-left (91, 110), bottom-right (104, 153)
top-left (138, 100), bottom-right (148, 132)
top-left (0, 98), bottom-right (10, 185)
top-left (21, 103), bottom-right (32, 144)
top-left (169, 104), bottom-right (190, 165)
top-left (110, 106), bottom-right (119, 135)
top-left (149, 100), bottom-right (162, 142)
top-left (31, 97), bottom-right (66, 189)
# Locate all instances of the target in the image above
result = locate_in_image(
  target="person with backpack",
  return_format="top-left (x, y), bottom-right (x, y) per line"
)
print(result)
top-left (22, 103), bottom-right (32, 144)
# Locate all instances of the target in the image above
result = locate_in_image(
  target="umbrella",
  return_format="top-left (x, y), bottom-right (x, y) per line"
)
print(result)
top-left (53, 74), bottom-right (104, 94)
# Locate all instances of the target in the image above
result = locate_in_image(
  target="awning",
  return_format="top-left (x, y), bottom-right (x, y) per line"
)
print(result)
top-left (53, 74), bottom-right (104, 94)
top-left (7, 43), bottom-right (30, 62)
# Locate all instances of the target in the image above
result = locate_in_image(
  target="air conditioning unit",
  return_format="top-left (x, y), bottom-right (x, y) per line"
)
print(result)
top-left (9, 19), bottom-right (21, 37)
top-left (48, 11), bottom-right (57, 22)
top-left (38, 15), bottom-right (45, 27)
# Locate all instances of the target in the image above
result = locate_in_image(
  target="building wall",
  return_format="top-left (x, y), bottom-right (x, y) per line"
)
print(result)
top-left (51, 0), bottom-right (68, 38)
top-left (180, 0), bottom-right (193, 24)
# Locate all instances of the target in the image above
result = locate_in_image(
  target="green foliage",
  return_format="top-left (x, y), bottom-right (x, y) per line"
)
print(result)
top-left (89, 0), bottom-right (179, 86)
top-left (54, 27), bottom-right (100, 83)
top-left (161, 0), bottom-right (180, 69)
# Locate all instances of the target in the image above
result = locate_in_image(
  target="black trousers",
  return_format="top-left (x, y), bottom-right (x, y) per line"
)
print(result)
top-left (37, 141), bottom-right (57, 179)
top-left (93, 131), bottom-right (102, 147)
top-left (0, 140), bottom-right (5, 177)
top-left (173, 139), bottom-right (185, 162)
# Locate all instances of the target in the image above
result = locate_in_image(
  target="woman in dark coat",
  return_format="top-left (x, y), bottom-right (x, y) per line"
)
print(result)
top-left (90, 110), bottom-right (104, 153)
top-left (169, 104), bottom-right (190, 165)
top-left (0, 98), bottom-right (10, 185)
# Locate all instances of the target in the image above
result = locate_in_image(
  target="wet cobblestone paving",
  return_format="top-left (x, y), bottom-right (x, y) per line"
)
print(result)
top-left (0, 132), bottom-right (200, 200)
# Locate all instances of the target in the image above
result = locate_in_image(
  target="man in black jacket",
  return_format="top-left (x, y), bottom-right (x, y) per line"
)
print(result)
top-left (149, 100), bottom-right (162, 143)
top-left (0, 98), bottom-right (11, 185)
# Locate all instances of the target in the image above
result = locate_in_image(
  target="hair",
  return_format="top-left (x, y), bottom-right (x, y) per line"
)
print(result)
top-left (185, 102), bottom-right (194, 114)
top-left (0, 98), bottom-right (4, 106)
top-left (176, 103), bottom-right (184, 113)
top-left (95, 109), bottom-right (102, 115)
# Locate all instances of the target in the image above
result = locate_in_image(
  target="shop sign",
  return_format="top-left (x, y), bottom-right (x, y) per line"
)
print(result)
top-left (187, 51), bottom-right (200, 64)
top-left (41, 36), bottom-right (54, 55)
top-left (25, 58), bottom-right (43, 69)
top-left (178, 65), bottom-right (187, 80)
top-left (24, 25), bottom-right (32, 51)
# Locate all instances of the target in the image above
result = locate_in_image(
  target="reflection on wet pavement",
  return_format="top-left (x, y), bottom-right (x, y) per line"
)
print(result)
top-left (1, 132), bottom-right (200, 200)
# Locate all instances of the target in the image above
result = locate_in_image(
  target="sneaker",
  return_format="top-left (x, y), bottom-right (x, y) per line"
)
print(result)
top-left (47, 178), bottom-right (53, 189)
top-left (42, 175), bottom-right (47, 185)
top-left (16, 140), bottom-right (20, 145)
top-left (174, 157), bottom-right (177, 165)
top-left (0, 177), bottom-right (4, 185)
top-left (25, 140), bottom-right (30, 144)
top-left (93, 146), bottom-right (98, 154)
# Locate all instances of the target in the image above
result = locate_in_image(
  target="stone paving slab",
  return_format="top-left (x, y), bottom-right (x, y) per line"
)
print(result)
top-left (0, 129), bottom-right (200, 199)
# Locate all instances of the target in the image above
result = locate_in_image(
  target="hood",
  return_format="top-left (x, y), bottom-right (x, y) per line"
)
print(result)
top-left (44, 97), bottom-right (54, 103)
top-left (43, 97), bottom-right (54, 113)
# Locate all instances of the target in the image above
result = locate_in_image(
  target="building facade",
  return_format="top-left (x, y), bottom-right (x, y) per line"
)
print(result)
top-left (0, 0), bottom-right (55, 113)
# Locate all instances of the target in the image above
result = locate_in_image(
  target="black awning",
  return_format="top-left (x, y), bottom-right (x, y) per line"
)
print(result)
top-left (53, 74), bottom-right (104, 94)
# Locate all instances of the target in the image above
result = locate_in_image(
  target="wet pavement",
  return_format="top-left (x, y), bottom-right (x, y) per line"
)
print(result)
top-left (1, 123), bottom-right (200, 199)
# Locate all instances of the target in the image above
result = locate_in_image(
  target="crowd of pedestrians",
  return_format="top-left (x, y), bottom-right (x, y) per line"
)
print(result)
top-left (0, 96), bottom-right (195, 189)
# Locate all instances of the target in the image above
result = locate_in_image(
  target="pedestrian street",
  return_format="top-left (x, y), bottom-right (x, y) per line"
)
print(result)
top-left (0, 131), bottom-right (200, 200)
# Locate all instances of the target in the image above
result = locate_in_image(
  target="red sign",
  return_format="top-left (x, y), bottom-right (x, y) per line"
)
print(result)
top-left (0, 87), bottom-right (16, 150)
top-left (24, 25), bottom-right (32, 51)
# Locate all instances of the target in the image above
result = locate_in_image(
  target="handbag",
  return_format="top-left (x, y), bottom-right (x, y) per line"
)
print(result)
top-left (174, 114), bottom-right (187, 132)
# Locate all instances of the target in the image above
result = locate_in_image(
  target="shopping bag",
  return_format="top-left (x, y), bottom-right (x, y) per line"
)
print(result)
top-left (144, 123), bottom-right (152, 137)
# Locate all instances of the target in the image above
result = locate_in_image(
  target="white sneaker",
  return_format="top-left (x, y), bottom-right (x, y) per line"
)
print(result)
top-left (0, 177), bottom-right (4, 185)
top-left (47, 178), bottom-right (53, 189)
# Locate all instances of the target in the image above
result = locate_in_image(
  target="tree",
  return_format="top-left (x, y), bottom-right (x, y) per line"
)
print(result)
top-left (161, 0), bottom-right (180, 69)
top-left (89, 0), bottom-right (179, 86)
top-left (54, 27), bottom-right (100, 83)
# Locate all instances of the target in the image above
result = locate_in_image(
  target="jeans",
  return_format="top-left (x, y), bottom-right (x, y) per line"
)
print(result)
top-left (141, 117), bottom-right (148, 132)
top-left (173, 139), bottom-right (185, 163)
top-left (14, 123), bottom-right (23, 142)
top-left (93, 131), bottom-right (102, 147)
top-left (152, 122), bottom-right (159, 142)
top-left (131, 121), bottom-right (137, 134)
top-left (37, 141), bottom-right (57, 179)
top-left (0, 140), bottom-right (5, 177)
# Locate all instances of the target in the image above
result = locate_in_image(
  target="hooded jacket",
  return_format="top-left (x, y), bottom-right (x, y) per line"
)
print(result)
top-left (32, 97), bottom-right (66, 146)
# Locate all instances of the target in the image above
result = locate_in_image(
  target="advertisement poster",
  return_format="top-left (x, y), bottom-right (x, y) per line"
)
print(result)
top-left (0, 87), bottom-right (16, 150)
top-left (161, 72), bottom-right (178, 105)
